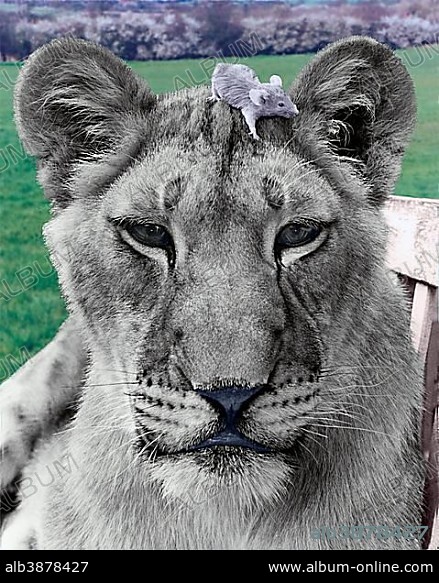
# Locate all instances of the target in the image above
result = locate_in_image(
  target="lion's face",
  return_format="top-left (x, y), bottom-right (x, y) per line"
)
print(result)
top-left (16, 38), bottom-right (416, 507)
top-left (44, 119), bottom-right (385, 504)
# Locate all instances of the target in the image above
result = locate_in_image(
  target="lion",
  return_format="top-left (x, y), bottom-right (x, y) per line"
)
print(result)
top-left (0, 36), bottom-right (426, 550)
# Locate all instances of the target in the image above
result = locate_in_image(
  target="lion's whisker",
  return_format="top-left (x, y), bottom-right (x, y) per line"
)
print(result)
top-left (86, 382), bottom-right (140, 388)
top-left (94, 368), bottom-right (139, 375)
top-left (296, 440), bottom-right (320, 464)
top-left (311, 422), bottom-right (393, 437)
top-left (318, 400), bottom-right (371, 413)
top-left (300, 427), bottom-right (329, 440)
top-left (314, 408), bottom-right (369, 421)
top-left (299, 431), bottom-right (330, 454)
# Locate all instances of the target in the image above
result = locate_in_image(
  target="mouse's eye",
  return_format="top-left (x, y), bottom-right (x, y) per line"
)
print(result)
top-left (278, 102), bottom-right (285, 107)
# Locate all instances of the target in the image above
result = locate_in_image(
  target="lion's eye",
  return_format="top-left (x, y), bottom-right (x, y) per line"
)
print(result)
top-left (113, 219), bottom-right (175, 267)
top-left (125, 223), bottom-right (172, 249)
top-left (276, 223), bottom-right (321, 249)
top-left (274, 221), bottom-right (326, 266)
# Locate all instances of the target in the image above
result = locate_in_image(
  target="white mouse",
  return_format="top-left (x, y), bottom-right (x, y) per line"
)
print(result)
top-left (210, 63), bottom-right (299, 140)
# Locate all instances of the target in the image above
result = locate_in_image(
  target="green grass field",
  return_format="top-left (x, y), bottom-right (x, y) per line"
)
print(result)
top-left (0, 46), bottom-right (438, 378)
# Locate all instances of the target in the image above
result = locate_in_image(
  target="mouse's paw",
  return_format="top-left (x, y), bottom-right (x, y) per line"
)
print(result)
top-left (249, 131), bottom-right (261, 141)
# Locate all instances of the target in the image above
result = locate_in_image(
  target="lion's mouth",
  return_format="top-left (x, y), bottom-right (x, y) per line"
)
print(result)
top-left (136, 424), bottom-right (273, 457)
top-left (184, 428), bottom-right (272, 453)
top-left (134, 384), bottom-right (276, 457)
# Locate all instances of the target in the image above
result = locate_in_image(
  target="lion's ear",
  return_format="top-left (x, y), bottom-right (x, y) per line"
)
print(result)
top-left (14, 38), bottom-right (156, 204)
top-left (289, 36), bottom-right (416, 205)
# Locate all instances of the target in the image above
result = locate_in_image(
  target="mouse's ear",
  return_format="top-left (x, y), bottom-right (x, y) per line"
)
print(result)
top-left (249, 89), bottom-right (269, 106)
top-left (269, 75), bottom-right (282, 87)
top-left (288, 36), bottom-right (415, 205)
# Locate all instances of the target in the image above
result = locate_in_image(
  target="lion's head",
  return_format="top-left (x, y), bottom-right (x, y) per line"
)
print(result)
top-left (14, 37), bottom-right (422, 527)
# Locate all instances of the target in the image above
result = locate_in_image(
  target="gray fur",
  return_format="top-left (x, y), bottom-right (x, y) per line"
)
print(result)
top-left (210, 63), bottom-right (299, 139)
top-left (1, 36), bottom-right (425, 550)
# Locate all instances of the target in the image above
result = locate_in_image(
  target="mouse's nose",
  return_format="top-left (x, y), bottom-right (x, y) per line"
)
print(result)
top-left (196, 385), bottom-right (265, 426)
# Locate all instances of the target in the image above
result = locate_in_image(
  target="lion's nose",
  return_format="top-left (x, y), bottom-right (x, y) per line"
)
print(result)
top-left (191, 385), bottom-right (270, 452)
top-left (196, 385), bottom-right (265, 426)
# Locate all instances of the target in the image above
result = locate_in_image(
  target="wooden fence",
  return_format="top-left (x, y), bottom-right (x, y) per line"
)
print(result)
top-left (384, 195), bottom-right (438, 550)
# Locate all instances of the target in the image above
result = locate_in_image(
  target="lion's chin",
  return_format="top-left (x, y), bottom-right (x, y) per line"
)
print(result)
top-left (147, 447), bottom-right (292, 511)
